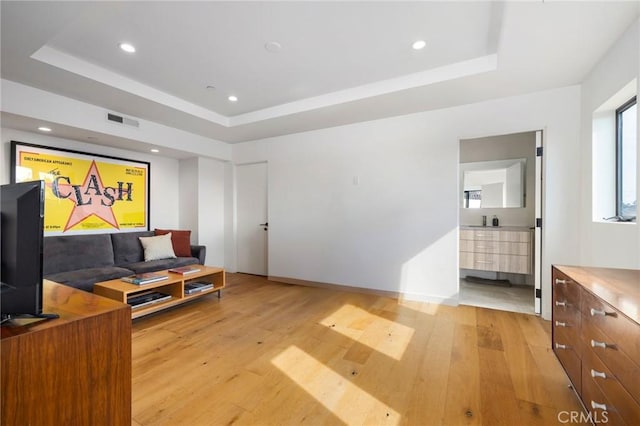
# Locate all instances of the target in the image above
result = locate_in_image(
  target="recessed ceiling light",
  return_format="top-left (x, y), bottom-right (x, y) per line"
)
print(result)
top-left (265, 41), bottom-right (282, 53)
top-left (228, 95), bottom-right (238, 102)
top-left (38, 126), bottom-right (52, 132)
top-left (119, 42), bottom-right (136, 53)
top-left (412, 40), bottom-right (426, 50)
top-left (150, 149), bottom-right (159, 153)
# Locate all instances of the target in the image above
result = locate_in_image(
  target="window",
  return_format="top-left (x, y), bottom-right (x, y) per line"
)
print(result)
top-left (463, 190), bottom-right (482, 208)
top-left (616, 96), bottom-right (637, 220)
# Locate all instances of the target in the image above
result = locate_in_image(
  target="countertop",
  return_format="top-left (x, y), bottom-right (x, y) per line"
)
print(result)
top-left (460, 225), bottom-right (533, 231)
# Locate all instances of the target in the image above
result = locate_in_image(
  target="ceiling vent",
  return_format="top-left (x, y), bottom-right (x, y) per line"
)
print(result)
top-left (106, 112), bottom-right (139, 128)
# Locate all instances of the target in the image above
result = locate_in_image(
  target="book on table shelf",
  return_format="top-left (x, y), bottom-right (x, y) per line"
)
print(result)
top-left (168, 265), bottom-right (202, 275)
top-left (127, 291), bottom-right (172, 309)
top-left (184, 281), bottom-right (214, 295)
top-left (121, 272), bottom-right (169, 285)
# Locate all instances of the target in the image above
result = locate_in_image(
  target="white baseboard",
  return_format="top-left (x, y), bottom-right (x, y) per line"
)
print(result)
top-left (268, 275), bottom-right (459, 306)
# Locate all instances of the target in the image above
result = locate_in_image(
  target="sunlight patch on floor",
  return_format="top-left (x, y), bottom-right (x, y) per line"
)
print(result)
top-left (320, 304), bottom-right (414, 360)
top-left (272, 345), bottom-right (400, 425)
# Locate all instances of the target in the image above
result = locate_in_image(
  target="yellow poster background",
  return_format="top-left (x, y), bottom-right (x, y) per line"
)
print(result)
top-left (14, 145), bottom-right (148, 234)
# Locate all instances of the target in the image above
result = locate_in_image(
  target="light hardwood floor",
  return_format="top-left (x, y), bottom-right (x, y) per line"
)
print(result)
top-left (131, 273), bottom-right (585, 425)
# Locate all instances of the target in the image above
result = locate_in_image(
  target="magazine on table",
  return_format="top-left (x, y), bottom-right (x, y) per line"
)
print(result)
top-left (121, 272), bottom-right (169, 285)
top-left (169, 266), bottom-right (202, 275)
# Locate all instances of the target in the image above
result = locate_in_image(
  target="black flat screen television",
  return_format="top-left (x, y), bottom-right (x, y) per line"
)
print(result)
top-left (1, 180), bottom-right (48, 320)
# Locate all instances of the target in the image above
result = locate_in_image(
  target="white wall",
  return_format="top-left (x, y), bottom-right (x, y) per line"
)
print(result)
top-left (178, 157), bottom-right (226, 267)
top-left (224, 162), bottom-right (237, 272)
top-left (580, 19), bottom-right (640, 268)
top-left (198, 157), bottom-right (226, 267)
top-left (233, 85), bottom-right (582, 319)
top-left (179, 158), bottom-right (199, 239)
top-left (1, 128), bottom-right (181, 228)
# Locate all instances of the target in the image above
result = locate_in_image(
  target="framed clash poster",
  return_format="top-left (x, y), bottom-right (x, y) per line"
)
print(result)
top-left (11, 141), bottom-right (150, 235)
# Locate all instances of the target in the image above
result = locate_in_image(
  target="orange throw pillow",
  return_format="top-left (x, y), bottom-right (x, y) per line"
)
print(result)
top-left (154, 229), bottom-right (192, 257)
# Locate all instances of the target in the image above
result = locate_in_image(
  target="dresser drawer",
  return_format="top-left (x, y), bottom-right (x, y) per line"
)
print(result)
top-left (553, 294), bottom-right (581, 317)
top-left (459, 240), bottom-right (530, 256)
top-left (459, 251), bottom-right (493, 270)
top-left (554, 326), bottom-right (583, 356)
top-left (553, 271), bottom-right (581, 306)
top-left (553, 310), bottom-right (581, 330)
top-left (582, 317), bottom-right (640, 403)
top-left (554, 327), bottom-right (582, 393)
top-left (582, 368), bottom-right (628, 426)
top-left (460, 229), bottom-right (495, 241)
top-left (581, 289), bottom-right (640, 363)
top-left (459, 252), bottom-right (530, 274)
top-left (583, 346), bottom-right (640, 424)
top-left (460, 229), bottom-right (531, 242)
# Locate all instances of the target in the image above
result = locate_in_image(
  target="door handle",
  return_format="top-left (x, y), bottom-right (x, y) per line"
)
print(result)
top-left (259, 222), bottom-right (268, 230)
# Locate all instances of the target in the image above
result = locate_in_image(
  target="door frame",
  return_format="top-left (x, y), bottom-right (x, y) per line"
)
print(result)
top-left (534, 130), bottom-right (543, 315)
top-left (457, 129), bottom-right (544, 315)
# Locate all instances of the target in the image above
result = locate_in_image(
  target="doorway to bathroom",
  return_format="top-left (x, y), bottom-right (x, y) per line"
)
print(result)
top-left (458, 130), bottom-right (543, 315)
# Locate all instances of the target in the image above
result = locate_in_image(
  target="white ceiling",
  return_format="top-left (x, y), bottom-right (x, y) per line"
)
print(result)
top-left (1, 1), bottom-right (639, 144)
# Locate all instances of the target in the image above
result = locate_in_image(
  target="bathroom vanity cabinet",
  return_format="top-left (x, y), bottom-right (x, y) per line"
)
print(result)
top-left (459, 226), bottom-right (532, 274)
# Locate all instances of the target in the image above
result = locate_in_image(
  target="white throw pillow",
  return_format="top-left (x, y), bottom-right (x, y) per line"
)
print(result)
top-left (139, 233), bottom-right (176, 261)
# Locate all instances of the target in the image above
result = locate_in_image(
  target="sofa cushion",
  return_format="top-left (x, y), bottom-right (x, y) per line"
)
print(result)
top-left (111, 231), bottom-right (154, 265)
top-left (139, 233), bottom-right (176, 261)
top-left (44, 266), bottom-right (133, 293)
top-left (125, 257), bottom-right (200, 274)
top-left (43, 234), bottom-right (114, 275)
top-left (154, 229), bottom-right (192, 257)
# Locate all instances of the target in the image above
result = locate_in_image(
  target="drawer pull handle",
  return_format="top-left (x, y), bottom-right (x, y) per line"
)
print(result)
top-left (590, 308), bottom-right (606, 317)
top-left (555, 343), bottom-right (567, 350)
top-left (590, 369), bottom-right (607, 379)
top-left (555, 278), bottom-right (568, 284)
top-left (475, 260), bottom-right (493, 264)
top-left (591, 339), bottom-right (607, 349)
top-left (555, 301), bottom-right (566, 307)
top-left (591, 401), bottom-right (607, 411)
top-left (555, 321), bottom-right (566, 327)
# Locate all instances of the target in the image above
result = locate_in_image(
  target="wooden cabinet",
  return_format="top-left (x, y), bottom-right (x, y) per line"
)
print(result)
top-left (552, 265), bottom-right (640, 425)
top-left (1, 280), bottom-right (131, 426)
top-left (459, 227), bottom-right (532, 274)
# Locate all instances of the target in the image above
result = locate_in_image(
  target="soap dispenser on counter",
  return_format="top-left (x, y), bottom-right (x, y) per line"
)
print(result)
top-left (492, 215), bottom-right (499, 227)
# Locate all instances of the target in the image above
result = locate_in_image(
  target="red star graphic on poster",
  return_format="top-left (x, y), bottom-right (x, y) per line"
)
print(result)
top-left (60, 161), bottom-right (120, 231)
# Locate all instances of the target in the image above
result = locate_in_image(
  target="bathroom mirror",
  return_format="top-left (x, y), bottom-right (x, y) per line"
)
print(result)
top-left (461, 158), bottom-right (526, 208)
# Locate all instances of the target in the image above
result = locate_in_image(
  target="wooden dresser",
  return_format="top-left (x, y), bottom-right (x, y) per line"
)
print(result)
top-left (552, 265), bottom-right (640, 425)
top-left (460, 227), bottom-right (532, 274)
top-left (1, 280), bottom-right (132, 426)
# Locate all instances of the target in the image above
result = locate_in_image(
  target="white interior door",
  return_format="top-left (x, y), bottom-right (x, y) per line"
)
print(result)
top-left (534, 131), bottom-right (543, 315)
top-left (236, 162), bottom-right (268, 275)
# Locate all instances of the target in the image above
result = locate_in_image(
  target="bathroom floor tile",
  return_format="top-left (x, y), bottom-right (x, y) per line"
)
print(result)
top-left (459, 279), bottom-right (535, 315)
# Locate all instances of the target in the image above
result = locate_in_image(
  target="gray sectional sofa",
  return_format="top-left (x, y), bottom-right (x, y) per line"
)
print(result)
top-left (43, 231), bottom-right (206, 293)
